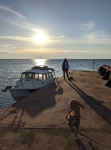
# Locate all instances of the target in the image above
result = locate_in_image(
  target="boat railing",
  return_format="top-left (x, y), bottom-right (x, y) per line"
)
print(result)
top-left (8, 77), bottom-right (43, 88)
top-left (8, 77), bottom-right (34, 88)
top-left (8, 77), bottom-right (23, 87)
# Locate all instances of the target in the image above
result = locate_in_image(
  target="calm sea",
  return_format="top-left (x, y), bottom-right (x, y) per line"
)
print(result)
top-left (0, 59), bottom-right (111, 110)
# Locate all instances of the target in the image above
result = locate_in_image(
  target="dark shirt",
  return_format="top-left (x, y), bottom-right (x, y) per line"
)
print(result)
top-left (62, 60), bottom-right (69, 70)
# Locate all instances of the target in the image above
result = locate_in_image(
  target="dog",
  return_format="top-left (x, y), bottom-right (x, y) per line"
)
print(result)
top-left (68, 76), bottom-right (74, 81)
top-left (66, 99), bottom-right (84, 139)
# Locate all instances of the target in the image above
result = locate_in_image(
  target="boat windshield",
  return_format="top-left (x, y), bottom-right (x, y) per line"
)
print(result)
top-left (21, 72), bottom-right (53, 80)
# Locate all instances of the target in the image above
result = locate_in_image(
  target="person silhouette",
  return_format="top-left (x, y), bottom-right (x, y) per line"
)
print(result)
top-left (62, 58), bottom-right (70, 80)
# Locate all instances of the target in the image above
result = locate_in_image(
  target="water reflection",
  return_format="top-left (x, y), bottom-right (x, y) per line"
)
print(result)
top-left (34, 59), bottom-right (46, 66)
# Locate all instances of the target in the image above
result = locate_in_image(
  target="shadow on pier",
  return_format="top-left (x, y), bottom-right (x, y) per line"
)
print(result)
top-left (0, 82), bottom-right (63, 122)
top-left (66, 80), bottom-right (111, 126)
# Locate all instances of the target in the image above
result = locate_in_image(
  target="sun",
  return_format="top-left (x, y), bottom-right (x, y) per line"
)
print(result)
top-left (32, 31), bottom-right (49, 45)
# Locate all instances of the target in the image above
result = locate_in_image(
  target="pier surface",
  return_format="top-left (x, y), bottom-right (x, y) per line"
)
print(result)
top-left (0, 71), bottom-right (111, 150)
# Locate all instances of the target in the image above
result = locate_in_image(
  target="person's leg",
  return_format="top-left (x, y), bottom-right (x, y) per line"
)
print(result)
top-left (63, 70), bottom-right (65, 79)
top-left (66, 70), bottom-right (70, 79)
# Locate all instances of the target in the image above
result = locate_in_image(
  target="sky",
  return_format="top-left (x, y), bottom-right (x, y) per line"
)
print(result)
top-left (0, 0), bottom-right (111, 59)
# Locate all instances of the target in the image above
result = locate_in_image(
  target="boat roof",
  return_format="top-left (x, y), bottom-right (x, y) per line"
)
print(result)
top-left (23, 70), bottom-right (49, 74)
top-left (22, 66), bottom-right (54, 74)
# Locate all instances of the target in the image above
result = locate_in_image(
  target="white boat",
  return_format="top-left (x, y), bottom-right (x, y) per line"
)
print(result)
top-left (2, 66), bottom-right (55, 101)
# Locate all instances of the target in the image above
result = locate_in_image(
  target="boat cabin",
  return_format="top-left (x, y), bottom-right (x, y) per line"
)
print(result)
top-left (21, 71), bottom-right (53, 80)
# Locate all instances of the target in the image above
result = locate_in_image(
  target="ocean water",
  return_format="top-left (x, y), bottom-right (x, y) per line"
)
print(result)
top-left (0, 59), bottom-right (111, 110)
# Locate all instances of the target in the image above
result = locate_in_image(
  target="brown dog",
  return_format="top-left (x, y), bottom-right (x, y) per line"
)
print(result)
top-left (66, 99), bottom-right (84, 139)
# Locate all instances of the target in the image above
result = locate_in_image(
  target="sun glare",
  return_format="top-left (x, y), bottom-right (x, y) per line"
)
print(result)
top-left (34, 59), bottom-right (46, 66)
top-left (33, 31), bottom-right (49, 45)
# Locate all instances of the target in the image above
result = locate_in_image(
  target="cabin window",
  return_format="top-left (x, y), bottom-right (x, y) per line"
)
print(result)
top-left (49, 72), bottom-right (53, 78)
top-left (25, 73), bottom-right (34, 79)
top-left (21, 73), bottom-right (25, 79)
top-left (35, 74), bottom-right (39, 79)
top-left (28, 73), bottom-right (33, 78)
top-left (39, 74), bottom-right (43, 80)
top-left (35, 74), bottom-right (45, 80)
top-left (43, 74), bottom-right (46, 80)
top-left (45, 73), bottom-right (52, 79)
top-left (45, 74), bottom-right (49, 79)
top-left (21, 73), bottom-right (52, 80)
top-left (21, 73), bottom-right (35, 79)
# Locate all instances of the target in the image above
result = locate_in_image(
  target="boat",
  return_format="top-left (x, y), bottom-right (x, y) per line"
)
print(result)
top-left (2, 66), bottom-right (56, 101)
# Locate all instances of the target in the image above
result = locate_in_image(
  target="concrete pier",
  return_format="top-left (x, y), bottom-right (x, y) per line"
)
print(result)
top-left (0, 70), bottom-right (111, 150)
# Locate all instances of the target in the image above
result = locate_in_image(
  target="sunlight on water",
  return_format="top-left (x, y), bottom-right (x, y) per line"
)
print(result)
top-left (34, 59), bottom-right (46, 66)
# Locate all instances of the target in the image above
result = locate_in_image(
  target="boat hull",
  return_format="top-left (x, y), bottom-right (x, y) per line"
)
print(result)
top-left (9, 88), bottom-right (37, 101)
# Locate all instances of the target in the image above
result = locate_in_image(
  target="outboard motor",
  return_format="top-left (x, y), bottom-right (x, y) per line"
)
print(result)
top-left (2, 85), bottom-right (12, 92)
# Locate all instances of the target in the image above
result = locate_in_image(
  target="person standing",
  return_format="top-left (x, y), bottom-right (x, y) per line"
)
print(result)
top-left (62, 58), bottom-right (70, 80)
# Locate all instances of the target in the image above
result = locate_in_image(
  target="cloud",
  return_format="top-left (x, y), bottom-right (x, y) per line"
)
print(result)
top-left (82, 30), bottom-right (111, 44)
top-left (2, 47), bottom-right (107, 59)
top-left (0, 5), bottom-right (41, 32)
top-left (84, 22), bottom-right (95, 31)
top-left (0, 5), bottom-right (25, 19)
top-left (81, 21), bottom-right (95, 31)
top-left (71, 21), bottom-right (111, 44)
top-left (0, 30), bottom-right (111, 45)
top-left (48, 32), bottom-right (111, 44)
top-left (0, 36), bottom-right (32, 42)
